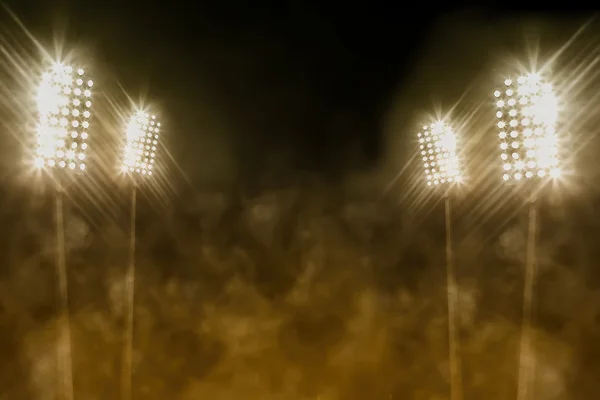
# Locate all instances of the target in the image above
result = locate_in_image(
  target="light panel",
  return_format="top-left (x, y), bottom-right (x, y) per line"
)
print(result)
top-left (417, 121), bottom-right (461, 186)
top-left (121, 111), bottom-right (159, 176)
top-left (34, 63), bottom-right (92, 171)
top-left (494, 73), bottom-right (560, 181)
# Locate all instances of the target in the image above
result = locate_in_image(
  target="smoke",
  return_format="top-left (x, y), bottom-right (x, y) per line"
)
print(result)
top-left (0, 179), bottom-right (597, 400)
top-left (1, 7), bottom-right (599, 399)
top-left (23, 323), bottom-right (57, 400)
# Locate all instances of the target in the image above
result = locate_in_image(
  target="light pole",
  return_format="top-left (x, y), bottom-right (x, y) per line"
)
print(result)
top-left (34, 62), bottom-right (94, 400)
top-left (417, 120), bottom-right (463, 400)
top-left (120, 110), bottom-right (160, 400)
top-left (494, 73), bottom-right (560, 400)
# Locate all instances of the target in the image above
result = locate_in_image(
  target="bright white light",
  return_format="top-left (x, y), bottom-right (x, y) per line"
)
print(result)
top-left (35, 62), bottom-right (92, 171)
top-left (417, 121), bottom-right (462, 187)
top-left (121, 110), bottom-right (160, 176)
top-left (495, 73), bottom-right (560, 181)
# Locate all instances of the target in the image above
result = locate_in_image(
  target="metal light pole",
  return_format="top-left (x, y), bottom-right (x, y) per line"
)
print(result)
top-left (120, 110), bottom-right (160, 400)
top-left (444, 192), bottom-right (461, 400)
top-left (418, 121), bottom-right (463, 400)
top-left (54, 181), bottom-right (73, 400)
top-left (494, 73), bottom-right (560, 400)
top-left (121, 180), bottom-right (136, 400)
top-left (518, 190), bottom-right (538, 400)
top-left (35, 62), bottom-right (94, 400)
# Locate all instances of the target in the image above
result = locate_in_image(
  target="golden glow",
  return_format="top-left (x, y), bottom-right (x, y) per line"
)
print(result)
top-left (121, 111), bottom-right (160, 176)
top-left (495, 73), bottom-right (561, 182)
top-left (35, 63), bottom-right (92, 171)
top-left (417, 121), bottom-right (462, 186)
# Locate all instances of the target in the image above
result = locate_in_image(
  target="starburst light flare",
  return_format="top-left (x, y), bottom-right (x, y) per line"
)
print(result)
top-left (417, 121), bottom-right (462, 186)
top-left (121, 111), bottom-right (160, 176)
top-left (494, 73), bottom-right (560, 182)
top-left (35, 62), bottom-right (93, 171)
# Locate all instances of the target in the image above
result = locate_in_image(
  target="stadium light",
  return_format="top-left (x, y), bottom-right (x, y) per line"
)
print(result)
top-left (417, 120), bottom-right (463, 400)
top-left (121, 110), bottom-right (160, 176)
top-left (120, 109), bottom-right (160, 400)
top-left (418, 121), bottom-right (462, 187)
top-left (34, 61), bottom-right (94, 400)
top-left (494, 73), bottom-right (560, 182)
top-left (494, 72), bottom-right (560, 400)
top-left (35, 62), bottom-right (92, 172)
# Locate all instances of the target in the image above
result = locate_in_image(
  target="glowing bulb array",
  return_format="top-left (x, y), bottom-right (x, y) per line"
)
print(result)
top-left (417, 121), bottom-right (461, 186)
top-left (494, 73), bottom-right (560, 181)
top-left (122, 111), bottom-right (160, 176)
top-left (34, 63), bottom-right (92, 171)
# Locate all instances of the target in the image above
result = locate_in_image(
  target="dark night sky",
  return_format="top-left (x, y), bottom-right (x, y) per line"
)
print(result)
top-left (2, 2), bottom-right (598, 192)
top-left (2, 1), bottom-right (441, 175)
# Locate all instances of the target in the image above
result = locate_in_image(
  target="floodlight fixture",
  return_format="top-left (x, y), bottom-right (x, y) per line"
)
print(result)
top-left (119, 109), bottom-right (160, 400)
top-left (494, 73), bottom-right (560, 182)
top-left (35, 62), bottom-right (92, 172)
top-left (32, 61), bottom-right (92, 400)
top-left (416, 119), bottom-right (464, 400)
top-left (495, 72), bottom-right (561, 400)
top-left (121, 110), bottom-right (160, 176)
top-left (417, 121), bottom-right (462, 187)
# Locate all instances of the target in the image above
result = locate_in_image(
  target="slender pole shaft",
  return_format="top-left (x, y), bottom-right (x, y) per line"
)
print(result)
top-left (122, 184), bottom-right (137, 400)
top-left (55, 186), bottom-right (74, 400)
top-left (517, 196), bottom-right (538, 400)
top-left (445, 195), bottom-right (462, 400)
